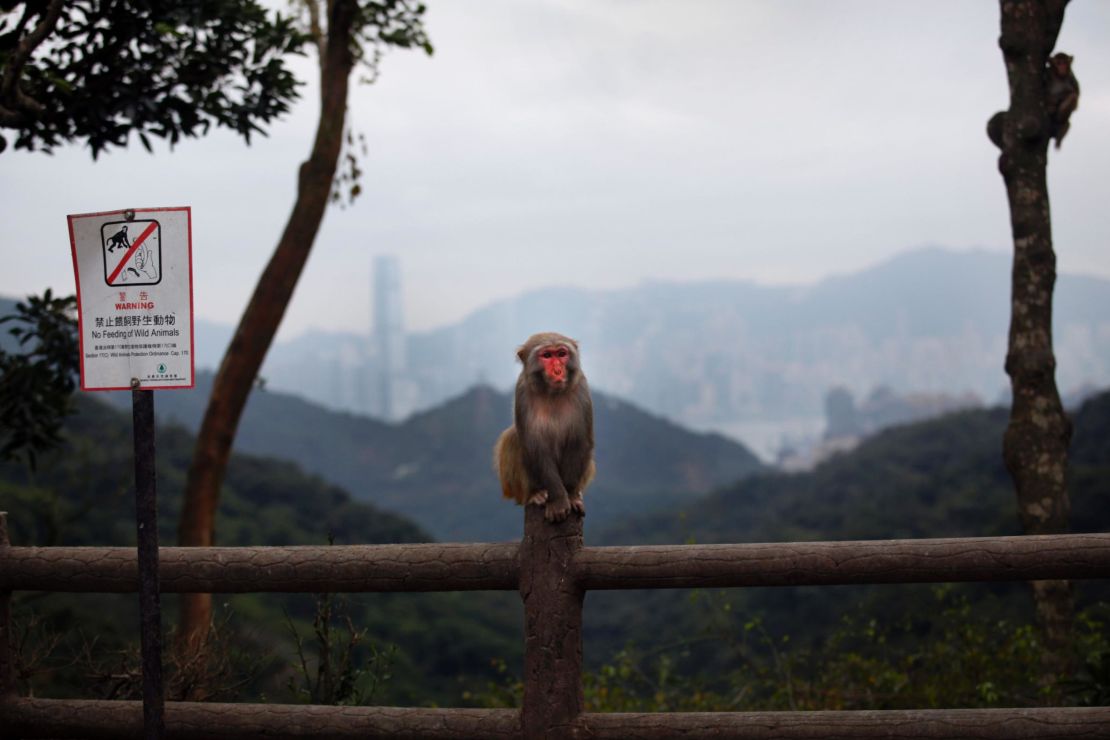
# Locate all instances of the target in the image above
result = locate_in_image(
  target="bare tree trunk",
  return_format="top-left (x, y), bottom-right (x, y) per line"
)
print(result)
top-left (176, 0), bottom-right (357, 656)
top-left (988, 0), bottom-right (1074, 681)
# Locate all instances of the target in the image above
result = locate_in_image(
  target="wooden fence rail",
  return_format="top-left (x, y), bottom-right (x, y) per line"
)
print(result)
top-left (4, 533), bottom-right (1110, 593)
top-left (3, 509), bottom-right (1110, 738)
top-left (4, 697), bottom-right (1110, 739)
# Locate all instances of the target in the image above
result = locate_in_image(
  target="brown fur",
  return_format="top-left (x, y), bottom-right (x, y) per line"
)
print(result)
top-left (493, 332), bottom-right (595, 522)
top-left (1047, 52), bottom-right (1079, 149)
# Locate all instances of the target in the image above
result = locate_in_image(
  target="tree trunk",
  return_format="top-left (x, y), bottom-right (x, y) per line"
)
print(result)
top-left (176, 0), bottom-right (357, 657)
top-left (989, 0), bottom-right (1074, 681)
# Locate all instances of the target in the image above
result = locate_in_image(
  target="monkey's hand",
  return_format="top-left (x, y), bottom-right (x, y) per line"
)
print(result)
top-left (570, 492), bottom-right (585, 517)
top-left (527, 490), bottom-right (548, 506)
top-left (543, 493), bottom-right (572, 523)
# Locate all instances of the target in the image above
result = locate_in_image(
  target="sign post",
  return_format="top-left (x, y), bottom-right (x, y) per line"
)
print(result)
top-left (68, 207), bottom-right (194, 740)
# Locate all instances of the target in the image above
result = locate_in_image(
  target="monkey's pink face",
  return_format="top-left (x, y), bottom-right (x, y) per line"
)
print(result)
top-left (538, 345), bottom-right (571, 388)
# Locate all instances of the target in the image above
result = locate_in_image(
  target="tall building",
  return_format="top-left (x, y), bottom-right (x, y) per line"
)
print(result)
top-left (372, 255), bottom-right (407, 420)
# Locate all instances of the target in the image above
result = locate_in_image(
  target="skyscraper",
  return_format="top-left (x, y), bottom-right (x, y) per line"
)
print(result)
top-left (372, 255), bottom-right (406, 420)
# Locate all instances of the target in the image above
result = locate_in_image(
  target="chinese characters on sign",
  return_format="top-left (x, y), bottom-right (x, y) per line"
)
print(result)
top-left (68, 207), bottom-right (194, 390)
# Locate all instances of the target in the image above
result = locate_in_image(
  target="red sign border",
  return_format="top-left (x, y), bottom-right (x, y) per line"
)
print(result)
top-left (68, 206), bottom-right (195, 392)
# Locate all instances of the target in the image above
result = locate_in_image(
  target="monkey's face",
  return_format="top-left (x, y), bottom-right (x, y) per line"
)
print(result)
top-left (1051, 54), bottom-right (1072, 76)
top-left (535, 343), bottom-right (574, 390)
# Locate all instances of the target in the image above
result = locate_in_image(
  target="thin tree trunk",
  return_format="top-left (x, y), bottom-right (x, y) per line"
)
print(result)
top-left (176, 0), bottom-right (357, 655)
top-left (989, 0), bottom-right (1074, 681)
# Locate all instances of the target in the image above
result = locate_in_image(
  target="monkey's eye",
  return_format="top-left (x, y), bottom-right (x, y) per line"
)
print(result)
top-left (556, 348), bottom-right (568, 358)
top-left (541, 351), bottom-right (552, 359)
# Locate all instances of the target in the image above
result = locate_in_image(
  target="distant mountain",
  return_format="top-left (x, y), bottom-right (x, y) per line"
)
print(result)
top-left (9, 246), bottom-right (1109, 459)
top-left (103, 375), bottom-right (763, 542)
top-left (403, 247), bottom-right (1110, 426)
top-left (168, 246), bottom-right (1110, 458)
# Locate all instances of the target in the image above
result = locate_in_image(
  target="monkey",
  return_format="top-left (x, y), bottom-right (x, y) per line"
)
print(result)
top-left (105, 225), bottom-right (130, 252)
top-left (1047, 52), bottom-right (1079, 149)
top-left (493, 332), bottom-right (595, 523)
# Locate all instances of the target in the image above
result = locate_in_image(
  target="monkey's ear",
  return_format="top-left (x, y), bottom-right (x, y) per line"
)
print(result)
top-left (516, 345), bottom-right (528, 363)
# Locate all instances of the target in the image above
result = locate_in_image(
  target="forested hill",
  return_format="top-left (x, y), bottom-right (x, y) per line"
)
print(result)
top-left (0, 394), bottom-right (429, 548)
top-left (0, 395), bottom-right (523, 705)
top-left (582, 391), bottom-right (1110, 669)
top-left (600, 389), bottom-right (1110, 546)
top-left (103, 375), bottom-right (764, 542)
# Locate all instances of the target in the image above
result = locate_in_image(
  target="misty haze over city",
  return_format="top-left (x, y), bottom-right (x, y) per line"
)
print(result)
top-left (179, 247), bottom-right (1110, 463)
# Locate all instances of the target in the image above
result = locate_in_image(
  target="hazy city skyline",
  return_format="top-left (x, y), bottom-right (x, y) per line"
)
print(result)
top-left (2, 2), bottom-right (1109, 339)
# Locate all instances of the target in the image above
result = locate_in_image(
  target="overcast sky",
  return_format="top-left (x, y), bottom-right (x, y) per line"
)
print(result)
top-left (3, 1), bottom-right (1108, 338)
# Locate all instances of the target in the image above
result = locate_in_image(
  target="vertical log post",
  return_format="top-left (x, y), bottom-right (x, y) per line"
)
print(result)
top-left (0, 512), bottom-right (14, 698)
top-left (520, 506), bottom-right (584, 739)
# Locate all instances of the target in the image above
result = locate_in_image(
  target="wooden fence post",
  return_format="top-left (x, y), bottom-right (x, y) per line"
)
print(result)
top-left (0, 511), bottom-right (14, 698)
top-left (520, 505), bottom-right (584, 739)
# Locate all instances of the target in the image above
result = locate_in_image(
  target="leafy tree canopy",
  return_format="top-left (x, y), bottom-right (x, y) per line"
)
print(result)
top-left (0, 289), bottom-right (78, 468)
top-left (0, 0), bottom-right (307, 156)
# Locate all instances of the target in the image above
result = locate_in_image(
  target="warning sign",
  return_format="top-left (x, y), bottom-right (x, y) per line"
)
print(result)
top-left (68, 207), bottom-right (194, 391)
top-left (102, 220), bottom-right (161, 286)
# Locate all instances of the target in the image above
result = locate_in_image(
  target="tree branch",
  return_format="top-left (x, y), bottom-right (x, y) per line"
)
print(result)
top-left (0, 0), bottom-right (66, 122)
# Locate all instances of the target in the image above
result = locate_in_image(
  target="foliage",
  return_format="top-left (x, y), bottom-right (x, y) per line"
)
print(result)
top-left (468, 591), bottom-right (1110, 712)
top-left (284, 587), bottom-right (397, 705)
top-left (0, 393), bottom-right (521, 704)
top-left (587, 392), bottom-right (1110, 683)
top-left (0, 0), bottom-right (306, 155)
top-left (10, 597), bottom-right (271, 701)
top-left (287, 0), bottom-right (433, 205)
top-left (78, 605), bottom-right (267, 702)
top-left (1061, 606), bottom-right (1110, 706)
top-left (602, 390), bottom-right (1110, 552)
top-left (0, 289), bottom-right (78, 468)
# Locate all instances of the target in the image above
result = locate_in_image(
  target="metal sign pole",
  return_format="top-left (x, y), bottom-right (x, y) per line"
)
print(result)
top-left (132, 380), bottom-right (165, 739)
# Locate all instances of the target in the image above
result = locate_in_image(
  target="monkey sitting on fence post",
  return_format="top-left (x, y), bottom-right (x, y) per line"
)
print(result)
top-left (494, 332), bottom-right (595, 523)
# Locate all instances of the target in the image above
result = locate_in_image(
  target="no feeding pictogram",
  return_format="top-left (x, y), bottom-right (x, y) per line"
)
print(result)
top-left (102, 219), bottom-right (161, 286)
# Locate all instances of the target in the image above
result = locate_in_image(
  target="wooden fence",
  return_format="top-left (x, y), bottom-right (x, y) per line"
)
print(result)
top-left (3, 507), bottom-right (1110, 738)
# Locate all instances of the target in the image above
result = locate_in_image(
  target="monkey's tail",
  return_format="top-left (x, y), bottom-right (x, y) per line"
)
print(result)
top-left (493, 427), bottom-right (526, 502)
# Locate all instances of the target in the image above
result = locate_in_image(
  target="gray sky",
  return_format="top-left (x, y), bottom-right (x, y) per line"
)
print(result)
top-left (3, 1), bottom-right (1109, 337)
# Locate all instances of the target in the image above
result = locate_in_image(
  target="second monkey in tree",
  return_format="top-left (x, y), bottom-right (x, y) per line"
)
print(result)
top-left (1047, 52), bottom-right (1079, 149)
top-left (494, 332), bottom-right (595, 523)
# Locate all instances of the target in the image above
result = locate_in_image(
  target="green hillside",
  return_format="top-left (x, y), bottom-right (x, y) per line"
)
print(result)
top-left (0, 395), bottom-right (520, 705)
top-left (103, 375), bottom-right (764, 542)
top-left (602, 392), bottom-right (1110, 545)
top-left (584, 392), bottom-right (1110, 677)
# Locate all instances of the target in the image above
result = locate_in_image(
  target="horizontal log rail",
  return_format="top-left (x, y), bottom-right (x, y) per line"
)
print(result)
top-left (576, 707), bottom-right (1110, 739)
top-left (1, 697), bottom-right (521, 739)
top-left (4, 698), bottom-right (1110, 739)
top-left (2, 533), bottom-right (1109, 593)
top-left (0, 542), bottom-right (520, 593)
top-left (575, 533), bottom-right (1110, 589)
